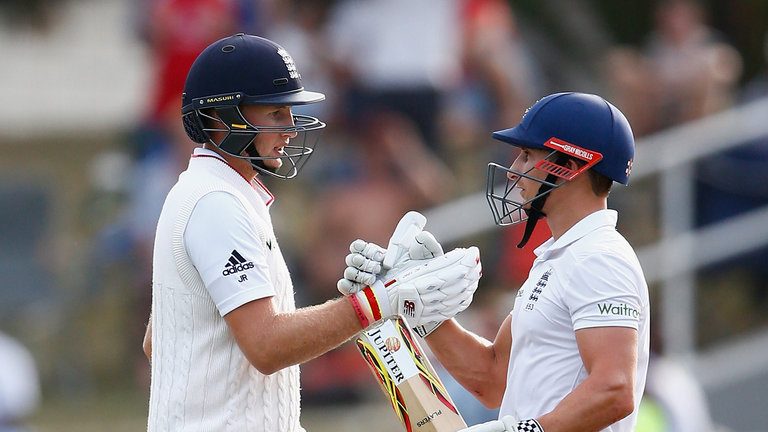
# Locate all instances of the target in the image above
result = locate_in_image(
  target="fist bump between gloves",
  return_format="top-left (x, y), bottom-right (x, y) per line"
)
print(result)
top-left (342, 211), bottom-right (482, 336)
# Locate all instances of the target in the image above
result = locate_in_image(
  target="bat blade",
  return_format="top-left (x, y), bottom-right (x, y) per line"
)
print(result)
top-left (356, 317), bottom-right (467, 432)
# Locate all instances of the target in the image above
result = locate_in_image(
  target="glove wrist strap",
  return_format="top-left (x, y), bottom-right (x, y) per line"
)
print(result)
top-left (516, 419), bottom-right (544, 432)
top-left (413, 321), bottom-right (444, 338)
top-left (351, 280), bottom-right (388, 328)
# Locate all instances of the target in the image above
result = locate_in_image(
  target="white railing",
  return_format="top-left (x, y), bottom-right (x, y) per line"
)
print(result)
top-left (424, 96), bottom-right (768, 386)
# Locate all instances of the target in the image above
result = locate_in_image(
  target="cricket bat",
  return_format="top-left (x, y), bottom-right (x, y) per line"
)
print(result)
top-left (356, 316), bottom-right (467, 432)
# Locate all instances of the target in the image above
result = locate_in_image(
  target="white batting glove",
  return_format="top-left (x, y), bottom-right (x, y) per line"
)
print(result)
top-left (382, 211), bottom-right (443, 271)
top-left (337, 211), bottom-right (443, 295)
top-left (460, 416), bottom-right (544, 432)
top-left (337, 240), bottom-right (387, 295)
top-left (349, 247), bottom-right (481, 329)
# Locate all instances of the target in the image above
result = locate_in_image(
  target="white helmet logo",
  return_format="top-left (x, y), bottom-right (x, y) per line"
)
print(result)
top-left (277, 48), bottom-right (300, 79)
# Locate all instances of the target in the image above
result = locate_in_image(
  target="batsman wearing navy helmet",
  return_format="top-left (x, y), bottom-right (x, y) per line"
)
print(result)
top-left (419, 93), bottom-right (650, 432)
top-left (143, 34), bottom-right (482, 432)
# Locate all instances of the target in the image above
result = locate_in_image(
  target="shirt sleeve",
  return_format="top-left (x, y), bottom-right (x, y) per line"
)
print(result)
top-left (566, 253), bottom-right (644, 331)
top-left (184, 191), bottom-right (275, 316)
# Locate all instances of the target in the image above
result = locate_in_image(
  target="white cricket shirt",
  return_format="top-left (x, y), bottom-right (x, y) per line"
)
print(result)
top-left (499, 210), bottom-right (650, 432)
top-left (148, 148), bottom-right (303, 432)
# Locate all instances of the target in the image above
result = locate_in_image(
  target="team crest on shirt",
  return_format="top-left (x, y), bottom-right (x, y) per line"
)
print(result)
top-left (525, 269), bottom-right (552, 311)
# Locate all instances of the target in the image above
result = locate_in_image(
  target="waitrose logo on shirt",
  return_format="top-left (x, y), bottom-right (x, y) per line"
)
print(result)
top-left (597, 303), bottom-right (640, 319)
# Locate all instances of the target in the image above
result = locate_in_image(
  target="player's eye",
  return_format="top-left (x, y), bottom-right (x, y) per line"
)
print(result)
top-left (271, 107), bottom-right (292, 121)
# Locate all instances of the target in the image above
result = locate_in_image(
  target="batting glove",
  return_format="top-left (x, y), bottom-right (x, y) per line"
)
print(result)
top-left (349, 246), bottom-right (481, 330)
top-left (337, 211), bottom-right (443, 295)
top-left (337, 240), bottom-right (387, 295)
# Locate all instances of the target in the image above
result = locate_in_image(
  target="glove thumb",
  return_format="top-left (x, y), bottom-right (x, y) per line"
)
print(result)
top-left (410, 230), bottom-right (443, 259)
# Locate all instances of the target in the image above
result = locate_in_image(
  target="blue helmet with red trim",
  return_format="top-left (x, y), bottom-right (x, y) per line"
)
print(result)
top-left (485, 92), bottom-right (635, 246)
top-left (491, 92), bottom-right (635, 184)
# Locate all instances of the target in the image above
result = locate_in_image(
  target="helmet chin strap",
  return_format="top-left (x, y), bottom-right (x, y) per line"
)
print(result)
top-left (517, 154), bottom-right (569, 248)
top-left (516, 185), bottom-right (550, 248)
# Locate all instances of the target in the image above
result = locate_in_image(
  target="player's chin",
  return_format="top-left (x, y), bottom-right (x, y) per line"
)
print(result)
top-left (264, 158), bottom-right (283, 170)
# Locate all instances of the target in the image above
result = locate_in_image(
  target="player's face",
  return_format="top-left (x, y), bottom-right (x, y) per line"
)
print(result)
top-left (240, 105), bottom-right (298, 170)
top-left (507, 147), bottom-right (549, 205)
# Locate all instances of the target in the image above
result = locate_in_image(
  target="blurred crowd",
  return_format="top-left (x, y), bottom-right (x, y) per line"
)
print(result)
top-left (2, 0), bottom-right (768, 430)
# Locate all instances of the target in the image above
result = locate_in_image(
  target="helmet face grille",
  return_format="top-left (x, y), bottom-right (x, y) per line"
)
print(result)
top-left (485, 153), bottom-right (565, 227)
top-left (241, 116), bottom-right (325, 179)
top-left (199, 108), bottom-right (326, 180)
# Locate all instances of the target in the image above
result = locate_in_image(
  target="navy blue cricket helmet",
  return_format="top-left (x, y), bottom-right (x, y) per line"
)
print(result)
top-left (491, 92), bottom-right (635, 184)
top-left (485, 92), bottom-right (635, 246)
top-left (181, 33), bottom-right (326, 179)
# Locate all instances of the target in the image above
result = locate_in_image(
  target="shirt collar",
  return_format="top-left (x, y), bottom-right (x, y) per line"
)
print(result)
top-left (533, 209), bottom-right (618, 257)
top-left (192, 147), bottom-right (227, 161)
top-left (190, 147), bottom-right (275, 207)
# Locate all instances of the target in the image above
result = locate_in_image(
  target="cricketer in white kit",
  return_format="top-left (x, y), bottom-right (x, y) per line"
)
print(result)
top-left (501, 209), bottom-right (649, 432)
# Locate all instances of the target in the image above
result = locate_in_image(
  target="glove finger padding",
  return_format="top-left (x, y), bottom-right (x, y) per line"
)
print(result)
top-left (349, 239), bottom-right (386, 262)
top-left (339, 239), bottom-right (386, 296)
top-left (337, 278), bottom-right (365, 296)
top-left (346, 253), bottom-right (382, 274)
top-left (343, 266), bottom-right (377, 286)
top-left (337, 266), bottom-right (376, 295)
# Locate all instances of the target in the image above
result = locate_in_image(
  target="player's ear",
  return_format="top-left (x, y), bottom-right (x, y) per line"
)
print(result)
top-left (565, 157), bottom-right (582, 171)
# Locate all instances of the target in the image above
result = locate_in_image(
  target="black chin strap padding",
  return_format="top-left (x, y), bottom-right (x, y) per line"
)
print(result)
top-left (516, 154), bottom-right (569, 248)
top-left (516, 188), bottom-right (549, 249)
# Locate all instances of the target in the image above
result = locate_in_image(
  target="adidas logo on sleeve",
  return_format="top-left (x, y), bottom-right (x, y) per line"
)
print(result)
top-left (222, 249), bottom-right (255, 276)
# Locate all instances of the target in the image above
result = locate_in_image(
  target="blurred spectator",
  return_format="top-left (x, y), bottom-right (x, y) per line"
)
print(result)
top-left (0, 0), bottom-right (64, 30)
top-left (325, 0), bottom-right (463, 153)
top-left (606, 0), bottom-right (742, 139)
top-left (602, 47), bottom-right (661, 138)
top-left (0, 332), bottom-right (40, 432)
top-left (439, 0), bottom-right (541, 189)
top-left (642, 0), bottom-right (742, 132)
top-left (456, 0), bottom-right (540, 130)
top-left (140, 0), bottom-right (261, 123)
